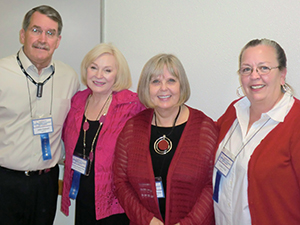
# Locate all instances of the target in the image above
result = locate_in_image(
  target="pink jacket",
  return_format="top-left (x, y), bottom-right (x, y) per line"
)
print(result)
top-left (61, 88), bottom-right (145, 220)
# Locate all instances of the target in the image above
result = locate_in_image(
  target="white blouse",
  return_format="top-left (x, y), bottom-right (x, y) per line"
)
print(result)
top-left (213, 93), bottom-right (294, 225)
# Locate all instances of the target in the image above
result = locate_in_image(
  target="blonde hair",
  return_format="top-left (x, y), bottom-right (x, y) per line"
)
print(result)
top-left (81, 43), bottom-right (132, 91)
top-left (137, 53), bottom-right (190, 108)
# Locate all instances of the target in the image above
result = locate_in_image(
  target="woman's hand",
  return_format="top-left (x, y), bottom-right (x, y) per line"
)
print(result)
top-left (174, 223), bottom-right (180, 225)
top-left (149, 217), bottom-right (164, 225)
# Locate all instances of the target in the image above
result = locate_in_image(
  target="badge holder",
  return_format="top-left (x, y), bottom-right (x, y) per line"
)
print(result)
top-left (155, 176), bottom-right (165, 199)
top-left (71, 152), bottom-right (92, 176)
top-left (69, 152), bottom-right (93, 200)
top-left (32, 117), bottom-right (53, 160)
top-left (213, 148), bottom-right (235, 203)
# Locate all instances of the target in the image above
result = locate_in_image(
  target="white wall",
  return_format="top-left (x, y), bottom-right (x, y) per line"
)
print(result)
top-left (0, 1), bottom-right (101, 224)
top-left (104, 0), bottom-right (300, 120)
top-left (2, 0), bottom-right (300, 224)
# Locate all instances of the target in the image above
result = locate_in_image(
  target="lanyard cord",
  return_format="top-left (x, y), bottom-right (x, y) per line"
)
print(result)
top-left (83, 94), bottom-right (112, 158)
top-left (222, 117), bottom-right (271, 159)
top-left (16, 51), bottom-right (55, 98)
top-left (17, 52), bottom-right (54, 118)
top-left (213, 116), bottom-right (271, 203)
top-left (221, 121), bottom-right (239, 149)
top-left (25, 78), bottom-right (33, 118)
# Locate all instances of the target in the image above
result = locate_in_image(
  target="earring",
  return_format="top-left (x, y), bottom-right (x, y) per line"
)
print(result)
top-left (282, 84), bottom-right (287, 92)
top-left (281, 83), bottom-right (292, 94)
top-left (282, 83), bottom-right (288, 93)
top-left (236, 85), bottom-right (244, 97)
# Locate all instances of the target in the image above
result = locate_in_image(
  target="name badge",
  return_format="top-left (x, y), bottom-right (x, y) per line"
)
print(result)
top-left (69, 152), bottom-right (93, 199)
top-left (32, 117), bottom-right (53, 135)
top-left (32, 117), bottom-right (53, 161)
top-left (214, 148), bottom-right (235, 177)
top-left (71, 154), bottom-right (88, 175)
top-left (155, 177), bottom-right (165, 198)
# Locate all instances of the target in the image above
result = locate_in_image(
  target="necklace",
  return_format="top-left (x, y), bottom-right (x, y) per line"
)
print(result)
top-left (153, 106), bottom-right (181, 155)
top-left (83, 94), bottom-right (112, 161)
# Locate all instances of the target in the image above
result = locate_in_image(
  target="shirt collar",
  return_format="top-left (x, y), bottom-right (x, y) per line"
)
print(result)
top-left (266, 92), bottom-right (294, 122)
top-left (234, 92), bottom-right (294, 123)
top-left (18, 47), bottom-right (54, 76)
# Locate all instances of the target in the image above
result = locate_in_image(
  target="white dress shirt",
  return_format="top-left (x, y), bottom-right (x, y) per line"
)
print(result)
top-left (0, 48), bottom-right (79, 171)
top-left (213, 93), bottom-right (294, 225)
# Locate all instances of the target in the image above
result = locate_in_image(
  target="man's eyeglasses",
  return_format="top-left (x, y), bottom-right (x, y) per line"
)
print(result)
top-left (29, 26), bottom-right (57, 38)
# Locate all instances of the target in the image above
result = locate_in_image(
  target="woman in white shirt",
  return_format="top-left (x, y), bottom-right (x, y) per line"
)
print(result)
top-left (213, 38), bottom-right (300, 225)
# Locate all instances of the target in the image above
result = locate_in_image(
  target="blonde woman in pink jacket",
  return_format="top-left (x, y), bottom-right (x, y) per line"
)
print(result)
top-left (61, 43), bottom-right (145, 225)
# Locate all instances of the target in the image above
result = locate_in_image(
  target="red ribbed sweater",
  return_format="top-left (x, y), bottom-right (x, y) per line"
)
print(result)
top-left (113, 107), bottom-right (218, 225)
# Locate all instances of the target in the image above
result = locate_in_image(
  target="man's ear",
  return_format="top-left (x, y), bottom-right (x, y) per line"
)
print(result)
top-left (20, 29), bottom-right (25, 44)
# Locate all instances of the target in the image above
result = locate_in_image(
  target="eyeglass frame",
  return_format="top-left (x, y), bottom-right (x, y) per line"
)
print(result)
top-left (238, 65), bottom-right (280, 76)
top-left (28, 25), bottom-right (58, 38)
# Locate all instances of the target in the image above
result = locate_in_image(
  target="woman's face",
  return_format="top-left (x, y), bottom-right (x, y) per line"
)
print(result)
top-left (86, 53), bottom-right (117, 96)
top-left (149, 66), bottom-right (180, 112)
top-left (239, 45), bottom-right (286, 107)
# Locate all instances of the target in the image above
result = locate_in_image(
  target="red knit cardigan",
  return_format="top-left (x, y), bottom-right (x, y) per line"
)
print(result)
top-left (113, 106), bottom-right (218, 225)
top-left (217, 97), bottom-right (300, 225)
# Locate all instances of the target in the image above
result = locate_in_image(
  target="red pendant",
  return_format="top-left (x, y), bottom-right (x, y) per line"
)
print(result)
top-left (83, 121), bottom-right (89, 131)
top-left (89, 151), bottom-right (94, 161)
top-left (154, 136), bottom-right (172, 155)
top-left (158, 139), bottom-right (169, 151)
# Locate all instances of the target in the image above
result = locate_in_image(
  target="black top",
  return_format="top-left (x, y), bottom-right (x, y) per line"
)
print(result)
top-left (150, 122), bottom-right (186, 221)
top-left (74, 116), bottom-right (101, 210)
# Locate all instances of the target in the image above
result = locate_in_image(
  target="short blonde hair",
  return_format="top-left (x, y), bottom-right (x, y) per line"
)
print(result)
top-left (137, 53), bottom-right (190, 108)
top-left (81, 43), bottom-right (132, 91)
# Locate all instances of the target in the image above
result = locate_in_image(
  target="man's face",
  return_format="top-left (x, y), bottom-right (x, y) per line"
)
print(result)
top-left (20, 11), bottom-right (61, 70)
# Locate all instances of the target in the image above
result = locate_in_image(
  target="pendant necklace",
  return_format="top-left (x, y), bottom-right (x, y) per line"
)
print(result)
top-left (153, 106), bottom-right (181, 155)
top-left (82, 94), bottom-right (112, 161)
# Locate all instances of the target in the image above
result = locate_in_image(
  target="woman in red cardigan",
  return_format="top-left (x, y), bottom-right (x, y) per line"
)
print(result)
top-left (113, 53), bottom-right (218, 225)
top-left (213, 38), bottom-right (300, 225)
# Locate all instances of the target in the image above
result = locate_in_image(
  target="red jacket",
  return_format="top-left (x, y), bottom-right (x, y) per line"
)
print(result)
top-left (114, 107), bottom-right (218, 225)
top-left (217, 97), bottom-right (300, 225)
